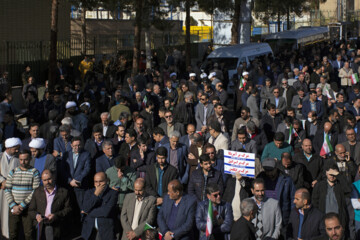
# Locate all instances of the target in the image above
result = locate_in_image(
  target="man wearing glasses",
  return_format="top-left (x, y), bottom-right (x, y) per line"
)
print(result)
top-left (195, 93), bottom-right (214, 132)
top-left (159, 110), bottom-right (185, 137)
top-left (269, 87), bottom-right (286, 115)
top-left (341, 126), bottom-right (360, 165)
top-left (195, 183), bottom-right (233, 240)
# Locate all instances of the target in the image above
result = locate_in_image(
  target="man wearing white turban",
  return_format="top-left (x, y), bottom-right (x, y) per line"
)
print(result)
top-left (0, 137), bottom-right (21, 238)
top-left (29, 138), bottom-right (57, 176)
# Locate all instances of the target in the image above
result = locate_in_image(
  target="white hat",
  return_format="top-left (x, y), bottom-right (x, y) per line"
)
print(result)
top-left (242, 71), bottom-right (249, 77)
top-left (200, 73), bottom-right (208, 79)
top-left (5, 138), bottom-right (22, 148)
top-left (29, 138), bottom-right (46, 149)
top-left (170, 72), bottom-right (177, 78)
top-left (189, 73), bottom-right (196, 77)
top-left (80, 102), bottom-right (90, 109)
top-left (65, 101), bottom-right (77, 109)
top-left (208, 72), bottom-right (216, 79)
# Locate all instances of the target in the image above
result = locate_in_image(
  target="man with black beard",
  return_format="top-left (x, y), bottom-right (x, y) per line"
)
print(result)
top-left (174, 91), bottom-right (195, 125)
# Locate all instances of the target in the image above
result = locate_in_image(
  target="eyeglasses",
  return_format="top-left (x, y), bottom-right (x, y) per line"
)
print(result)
top-left (207, 152), bottom-right (215, 155)
top-left (200, 98), bottom-right (206, 101)
top-left (165, 115), bottom-right (173, 119)
top-left (273, 91), bottom-right (279, 93)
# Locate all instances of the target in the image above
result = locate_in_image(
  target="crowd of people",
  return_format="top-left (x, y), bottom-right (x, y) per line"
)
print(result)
top-left (1, 38), bottom-right (360, 240)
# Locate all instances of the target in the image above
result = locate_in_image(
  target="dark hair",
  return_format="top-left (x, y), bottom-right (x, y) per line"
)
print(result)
top-left (267, 103), bottom-right (276, 110)
top-left (286, 107), bottom-right (295, 113)
top-left (237, 128), bottom-right (247, 135)
top-left (92, 125), bottom-right (103, 134)
top-left (119, 112), bottom-right (129, 120)
top-left (214, 103), bottom-right (223, 109)
top-left (156, 146), bottom-right (168, 157)
top-left (241, 106), bottom-right (250, 113)
top-left (251, 178), bottom-right (265, 189)
top-left (324, 212), bottom-right (342, 225)
top-left (203, 143), bottom-right (216, 153)
top-left (205, 183), bottom-right (221, 195)
top-left (281, 152), bottom-right (292, 161)
top-left (18, 149), bottom-right (31, 158)
top-left (309, 90), bottom-right (317, 95)
top-left (208, 120), bottom-right (221, 133)
top-left (137, 134), bottom-right (148, 146)
top-left (29, 123), bottom-right (40, 129)
top-left (126, 129), bottom-right (137, 139)
top-left (199, 154), bottom-right (211, 164)
top-left (114, 155), bottom-right (126, 169)
top-left (71, 136), bottom-right (82, 143)
top-left (274, 132), bottom-right (285, 141)
top-left (146, 99), bottom-right (154, 108)
top-left (153, 127), bottom-right (165, 136)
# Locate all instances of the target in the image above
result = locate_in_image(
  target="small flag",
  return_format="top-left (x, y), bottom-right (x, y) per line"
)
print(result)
top-left (158, 232), bottom-right (163, 240)
top-left (239, 78), bottom-right (246, 90)
top-left (206, 199), bottom-right (213, 237)
top-left (144, 222), bottom-right (155, 231)
top-left (324, 85), bottom-right (333, 99)
top-left (351, 73), bottom-right (359, 85)
top-left (320, 134), bottom-right (333, 156)
top-left (287, 125), bottom-right (299, 144)
top-left (142, 95), bottom-right (148, 108)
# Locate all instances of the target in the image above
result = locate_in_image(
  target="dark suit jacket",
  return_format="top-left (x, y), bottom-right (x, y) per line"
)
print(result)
top-left (93, 123), bottom-right (117, 139)
top-left (260, 113), bottom-right (283, 142)
top-left (179, 135), bottom-right (191, 149)
top-left (302, 100), bottom-right (324, 119)
top-left (157, 194), bottom-right (197, 240)
top-left (28, 187), bottom-right (72, 240)
top-left (84, 139), bottom-right (103, 160)
top-left (279, 86), bottom-right (297, 107)
top-left (53, 136), bottom-right (72, 157)
top-left (145, 163), bottom-right (178, 198)
top-left (163, 143), bottom-right (190, 184)
top-left (342, 141), bottom-right (360, 165)
top-left (154, 136), bottom-right (169, 150)
top-left (81, 186), bottom-right (118, 240)
top-left (159, 122), bottom-right (185, 137)
top-left (230, 217), bottom-right (256, 240)
top-left (207, 113), bottom-right (230, 133)
top-left (62, 150), bottom-right (91, 187)
top-left (96, 154), bottom-right (115, 173)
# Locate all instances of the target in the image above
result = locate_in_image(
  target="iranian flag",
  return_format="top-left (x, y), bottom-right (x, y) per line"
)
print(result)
top-left (239, 78), bottom-right (246, 90)
top-left (143, 223), bottom-right (162, 240)
top-left (351, 73), bottom-right (359, 85)
top-left (324, 85), bottom-right (333, 99)
top-left (288, 125), bottom-right (298, 144)
top-left (320, 134), bottom-right (333, 156)
top-left (141, 95), bottom-right (148, 109)
top-left (205, 199), bottom-right (213, 238)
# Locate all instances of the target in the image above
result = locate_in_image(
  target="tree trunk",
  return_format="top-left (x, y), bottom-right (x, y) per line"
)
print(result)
top-left (231, 0), bottom-right (241, 44)
top-left (132, 0), bottom-right (143, 76)
top-left (48, 0), bottom-right (59, 92)
top-left (145, 29), bottom-right (152, 69)
top-left (286, 7), bottom-right (290, 30)
top-left (185, 0), bottom-right (191, 68)
top-left (81, 8), bottom-right (87, 55)
top-left (277, 11), bottom-right (281, 32)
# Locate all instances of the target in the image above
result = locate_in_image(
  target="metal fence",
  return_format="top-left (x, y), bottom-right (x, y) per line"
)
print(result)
top-left (0, 31), bottom-right (202, 86)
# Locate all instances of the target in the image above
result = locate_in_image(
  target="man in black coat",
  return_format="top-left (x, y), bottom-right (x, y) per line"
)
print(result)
top-left (145, 147), bottom-right (178, 208)
top-left (276, 152), bottom-right (305, 189)
top-left (260, 103), bottom-right (283, 142)
top-left (188, 154), bottom-right (224, 202)
top-left (293, 139), bottom-right (323, 189)
top-left (230, 198), bottom-right (257, 240)
top-left (286, 188), bottom-right (325, 239)
top-left (312, 164), bottom-right (351, 230)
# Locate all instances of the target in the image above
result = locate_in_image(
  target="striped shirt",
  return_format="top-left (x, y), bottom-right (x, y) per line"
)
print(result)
top-left (5, 167), bottom-right (40, 209)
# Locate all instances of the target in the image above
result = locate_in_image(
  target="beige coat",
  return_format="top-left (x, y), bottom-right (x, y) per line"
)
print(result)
top-left (338, 67), bottom-right (353, 86)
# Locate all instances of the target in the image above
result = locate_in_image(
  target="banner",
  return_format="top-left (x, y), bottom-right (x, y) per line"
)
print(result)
top-left (224, 150), bottom-right (255, 178)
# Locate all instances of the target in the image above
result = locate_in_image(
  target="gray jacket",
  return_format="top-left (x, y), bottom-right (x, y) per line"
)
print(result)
top-left (252, 197), bottom-right (282, 239)
top-left (247, 95), bottom-right (261, 120)
top-left (30, 154), bottom-right (57, 174)
top-left (195, 103), bottom-right (214, 131)
top-left (231, 139), bottom-right (258, 157)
